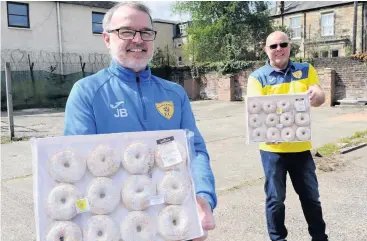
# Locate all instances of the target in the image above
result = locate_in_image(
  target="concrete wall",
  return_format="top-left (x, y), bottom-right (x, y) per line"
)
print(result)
top-left (1, 1), bottom-right (59, 52)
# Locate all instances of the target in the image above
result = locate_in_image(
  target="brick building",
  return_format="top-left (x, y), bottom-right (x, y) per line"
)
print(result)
top-left (270, 1), bottom-right (367, 58)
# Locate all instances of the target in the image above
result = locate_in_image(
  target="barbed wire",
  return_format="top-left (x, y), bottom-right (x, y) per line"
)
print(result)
top-left (1, 49), bottom-right (111, 74)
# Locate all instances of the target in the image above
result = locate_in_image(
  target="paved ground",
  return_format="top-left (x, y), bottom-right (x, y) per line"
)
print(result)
top-left (1, 101), bottom-right (367, 241)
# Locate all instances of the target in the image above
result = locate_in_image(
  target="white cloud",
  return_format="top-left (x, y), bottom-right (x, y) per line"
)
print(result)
top-left (143, 1), bottom-right (190, 22)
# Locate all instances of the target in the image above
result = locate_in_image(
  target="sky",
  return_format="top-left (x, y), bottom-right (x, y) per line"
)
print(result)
top-left (143, 1), bottom-right (191, 22)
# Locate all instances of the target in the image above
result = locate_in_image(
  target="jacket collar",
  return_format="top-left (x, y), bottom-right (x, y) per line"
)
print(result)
top-left (108, 58), bottom-right (152, 83)
top-left (264, 59), bottom-right (295, 75)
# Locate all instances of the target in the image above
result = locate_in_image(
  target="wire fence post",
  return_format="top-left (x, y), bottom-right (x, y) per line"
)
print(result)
top-left (5, 62), bottom-right (15, 139)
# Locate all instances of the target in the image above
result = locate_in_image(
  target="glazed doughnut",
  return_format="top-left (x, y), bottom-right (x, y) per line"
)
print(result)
top-left (47, 184), bottom-right (81, 221)
top-left (155, 141), bottom-right (187, 170)
top-left (120, 211), bottom-right (155, 241)
top-left (265, 113), bottom-right (279, 127)
top-left (296, 127), bottom-right (311, 141)
top-left (277, 100), bottom-right (291, 112)
top-left (121, 175), bottom-right (155, 211)
top-left (48, 149), bottom-right (86, 183)
top-left (87, 145), bottom-right (120, 177)
top-left (281, 127), bottom-right (296, 142)
top-left (158, 205), bottom-right (190, 241)
top-left (262, 101), bottom-right (276, 113)
top-left (295, 113), bottom-right (310, 126)
top-left (280, 112), bottom-right (295, 127)
top-left (83, 215), bottom-right (120, 241)
top-left (46, 221), bottom-right (82, 241)
top-left (122, 142), bottom-right (154, 174)
top-left (251, 128), bottom-right (266, 142)
top-left (248, 114), bottom-right (262, 128)
top-left (248, 100), bottom-right (261, 114)
top-left (266, 127), bottom-right (281, 142)
top-left (158, 171), bottom-right (190, 205)
top-left (87, 177), bottom-right (120, 215)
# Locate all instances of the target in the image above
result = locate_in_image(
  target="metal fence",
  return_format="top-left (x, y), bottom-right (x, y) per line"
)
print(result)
top-left (1, 49), bottom-right (111, 109)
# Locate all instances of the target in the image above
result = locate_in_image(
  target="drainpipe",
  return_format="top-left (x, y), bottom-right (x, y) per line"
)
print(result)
top-left (364, 2), bottom-right (367, 52)
top-left (56, 1), bottom-right (64, 75)
top-left (352, 1), bottom-right (358, 54)
top-left (303, 12), bottom-right (306, 58)
top-left (280, 1), bottom-right (284, 26)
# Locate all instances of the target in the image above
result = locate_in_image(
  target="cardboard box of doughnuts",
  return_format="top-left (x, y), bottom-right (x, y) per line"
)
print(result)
top-left (31, 129), bottom-right (204, 241)
top-left (246, 93), bottom-right (312, 143)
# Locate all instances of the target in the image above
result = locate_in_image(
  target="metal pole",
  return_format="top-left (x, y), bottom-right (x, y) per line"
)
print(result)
top-left (5, 62), bottom-right (14, 139)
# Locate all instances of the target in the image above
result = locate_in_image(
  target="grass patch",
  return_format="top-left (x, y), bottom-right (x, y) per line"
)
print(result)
top-left (316, 130), bottom-right (367, 156)
top-left (0, 136), bottom-right (30, 144)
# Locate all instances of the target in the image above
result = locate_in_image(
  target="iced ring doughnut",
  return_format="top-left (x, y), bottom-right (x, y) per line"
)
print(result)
top-left (267, 127), bottom-right (281, 142)
top-left (120, 211), bottom-right (155, 241)
top-left (47, 184), bottom-right (81, 221)
top-left (277, 100), bottom-right (291, 112)
top-left (158, 171), bottom-right (190, 205)
top-left (280, 112), bottom-right (295, 127)
top-left (262, 101), bottom-right (276, 113)
top-left (248, 100), bottom-right (261, 114)
top-left (281, 127), bottom-right (296, 142)
top-left (158, 205), bottom-right (189, 241)
top-left (251, 128), bottom-right (266, 142)
top-left (155, 142), bottom-right (187, 171)
top-left (296, 127), bottom-right (311, 141)
top-left (87, 145), bottom-right (120, 177)
top-left (83, 215), bottom-right (120, 241)
top-left (48, 149), bottom-right (86, 183)
top-left (46, 221), bottom-right (82, 241)
top-left (122, 142), bottom-right (154, 174)
top-left (249, 114), bottom-right (262, 128)
top-left (87, 177), bottom-right (120, 215)
top-left (295, 113), bottom-right (310, 126)
top-left (265, 113), bottom-right (279, 127)
top-left (121, 175), bottom-right (155, 211)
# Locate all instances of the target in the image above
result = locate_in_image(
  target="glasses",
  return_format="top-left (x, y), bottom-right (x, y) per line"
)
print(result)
top-left (107, 28), bottom-right (157, 41)
top-left (268, 42), bottom-right (289, 50)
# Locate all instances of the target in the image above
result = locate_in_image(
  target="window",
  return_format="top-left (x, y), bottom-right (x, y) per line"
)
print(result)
top-left (179, 23), bottom-right (187, 34)
top-left (332, 50), bottom-right (338, 57)
top-left (7, 2), bottom-right (29, 28)
top-left (321, 51), bottom-right (328, 58)
top-left (92, 12), bottom-right (104, 34)
top-left (178, 56), bottom-right (183, 65)
top-left (321, 13), bottom-right (334, 36)
top-left (290, 16), bottom-right (302, 39)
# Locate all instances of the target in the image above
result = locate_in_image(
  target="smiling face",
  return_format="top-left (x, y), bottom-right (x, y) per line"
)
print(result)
top-left (265, 31), bottom-right (291, 70)
top-left (103, 5), bottom-right (154, 72)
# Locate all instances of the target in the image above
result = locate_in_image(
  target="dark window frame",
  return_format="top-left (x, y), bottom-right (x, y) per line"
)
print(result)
top-left (7, 1), bottom-right (30, 28)
top-left (92, 11), bottom-right (105, 34)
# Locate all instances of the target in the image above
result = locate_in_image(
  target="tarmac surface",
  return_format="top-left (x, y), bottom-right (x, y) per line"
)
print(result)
top-left (1, 101), bottom-right (367, 241)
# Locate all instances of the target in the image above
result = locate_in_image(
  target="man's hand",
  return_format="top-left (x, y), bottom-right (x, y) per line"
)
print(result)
top-left (193, 195), bottom-right (216, 241)
top-left (307, 85), bottom-right (325, 107)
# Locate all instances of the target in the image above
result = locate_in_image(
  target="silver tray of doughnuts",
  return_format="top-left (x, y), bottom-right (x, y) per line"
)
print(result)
top-left (31, 129), bottom-right (204, 241)
top-left (246, 93), bottom-right (312, 143)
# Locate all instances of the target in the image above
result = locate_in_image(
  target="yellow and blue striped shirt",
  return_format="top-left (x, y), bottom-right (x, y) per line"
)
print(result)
top-left (247, 60), bottom-right (319, 153)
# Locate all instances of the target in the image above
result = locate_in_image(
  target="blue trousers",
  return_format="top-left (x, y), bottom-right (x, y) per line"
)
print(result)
top-left (260, 150), bottom-right (328, 241)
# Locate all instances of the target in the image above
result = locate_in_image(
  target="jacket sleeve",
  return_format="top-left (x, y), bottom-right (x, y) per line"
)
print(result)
top-left (64, 83), bottom-right (97, 135)
top-left (246, 75), bottom-right (264, 96)
top-left (180, 92), bottom-right (217, 211)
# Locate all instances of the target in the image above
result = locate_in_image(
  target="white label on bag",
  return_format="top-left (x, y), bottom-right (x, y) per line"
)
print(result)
top-left (156, 136), bottom-right (183, 167)
top-left (294, 99), bottom-right (306, 112)
top-left (75, 198), bottom-right (90, 214)
top-left (276, 108), bottom-right (282, 114)
top-left (149, 195), bottom-right (165, 206)
top-left (276, 124), bottom-right (283, 128)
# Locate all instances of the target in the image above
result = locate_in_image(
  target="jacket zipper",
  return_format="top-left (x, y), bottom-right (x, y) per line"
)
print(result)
top-left (136, 73), bottom-right (147, 121)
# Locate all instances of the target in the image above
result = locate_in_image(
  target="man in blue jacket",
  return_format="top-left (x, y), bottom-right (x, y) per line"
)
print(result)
top-left (64, 2), bottom-right (216, 240)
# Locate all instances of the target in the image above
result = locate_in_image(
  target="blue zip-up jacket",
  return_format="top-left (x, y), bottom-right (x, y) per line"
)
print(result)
top-left (64, 59), bottom-right (217, 211)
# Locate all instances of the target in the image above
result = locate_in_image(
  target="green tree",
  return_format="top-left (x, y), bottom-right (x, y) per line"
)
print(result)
top-left (151, 45), bottom-right (177, 67)
top-left (173, 1), bottom-right (274, 62)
